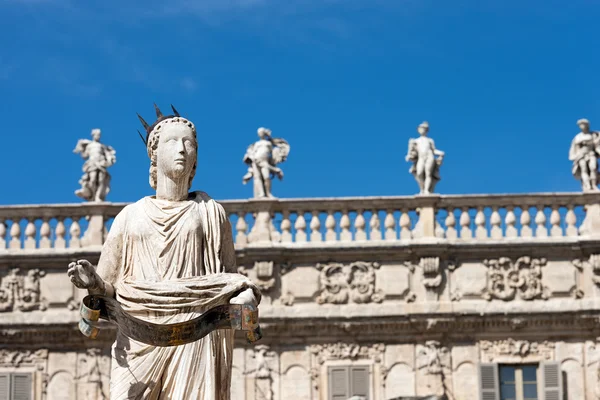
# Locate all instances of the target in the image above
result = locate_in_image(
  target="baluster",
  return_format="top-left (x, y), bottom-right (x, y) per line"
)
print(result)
top-left (279, 211), bottom-right (292, 243)
top-left (295, 212), bottom-right (307, 243)
top-left (490, 207), bottom-right (502, 239)
top-left (340, 210), bottom-right (352, 242)
top-left (505, 207), bottom-right (517, 238)
top-left (520, 208), bottom-right (532, 237)
top-left (354, 210), bottom-right (366, 241)
top-left (310, 211), bottom-right (322, 242)
top-left (0, 219), bottom-right (6, 249)
top-left (384, 210), bottom-right (396, 240)
top-left (459, 208), bottom-right (472, 239)
top-left (550, 206), bottom-right (562, 237)
top-left (399, 209), bottom-right (412, 240)
top-left (565, 205), bottom-right (578, 237)
top-left (445, 209), bottom-right (457, 239)
top-left (369, 210), bottom-right (381, 240)
top-left (475, 207), bottom-right (487, 239)
top-left (39, 219), bottom-right (51, 248)
top-left (55, 218), bottom-right (66, 248)
top-left (535, 207), bottom-right (548, 238)
top-left (9, 219), bottom-right (21, 249)
top-left (325, 212), bottom-right (337, 241)
top-left (70, 219), bottom-right (82, 248)
top-left (236, 212), bottom-right (249, 245)
top-left (24, 219), bottom-right (37, 249)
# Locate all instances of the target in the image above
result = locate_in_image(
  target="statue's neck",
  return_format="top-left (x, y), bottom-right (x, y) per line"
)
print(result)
top-left (155, 173), bottom-right (189, 201)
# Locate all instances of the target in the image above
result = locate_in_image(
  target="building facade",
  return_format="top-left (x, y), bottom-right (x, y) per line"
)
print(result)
top-left (1, 192), bottom-right (600, 399)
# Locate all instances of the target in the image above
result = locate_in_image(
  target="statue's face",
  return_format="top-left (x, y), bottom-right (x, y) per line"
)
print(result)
top-left (579, 123), bottom-right (590, 132)
top-left (156, 123), bottom-right (197, 181)
top-left (418, 126), bottom-right (428, 136)
top-left (92, 131), bottom-right (101, 141)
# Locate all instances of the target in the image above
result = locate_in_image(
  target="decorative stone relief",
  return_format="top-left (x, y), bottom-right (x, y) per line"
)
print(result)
top-left (0, 349), bottom-right (48, 367)
top-left (420, 257), bottom-right (442, 290)
top-left (576, 254), bottom-right (600, 286)
top-left (416, 341), bottom-right (451, 397)
top-left (315, 262), bottom-right (384, 304)
top-left (309, 342), bottom-right (384, 390)
top-left (0, 268), bottom-right (47, 312)
top-left (480, 339), bottom-right (555, 363)
top-left (482, 257), bottom-right (549, 301)
top-left (280, 291), bottom-right (295, 306)
top-left (76, 348), bottom-right (110, 400)
top-left (238, 261), bottom-right (276, 291)
top-left (247, 345), bottom-right (277, 400)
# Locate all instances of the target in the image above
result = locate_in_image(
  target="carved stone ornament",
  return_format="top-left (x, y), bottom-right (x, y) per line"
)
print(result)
top-left (0, 349), bottom-right (48, 368)
top-left (482, 256), bottom-right (549, 301)
top-left (416, 341), bottom-right (450, 375)
top-left (76, 348), bottom-right (110, 400)
top-left (316, 261), bottom-right (384, 304)
top-left (280, 291), bottom-right (295, 306)
top-left (238, 261), bottom-right (276, 291)
top-left (247, 345), bottom-right (277, 400)
top-left (309, 342), bottom-right (384, 390)
top-left (588, 254), bottom-right (600, 286)
top-left (480, 339), bottom-right (555, 363)
top-left (0, 268), bottom-right (47, 312)
top-left (420, 257), bottom-right (442, 289)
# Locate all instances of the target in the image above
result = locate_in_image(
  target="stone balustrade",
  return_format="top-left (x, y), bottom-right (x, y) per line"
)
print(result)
top-left (1, 192), bottom-right (600, 250)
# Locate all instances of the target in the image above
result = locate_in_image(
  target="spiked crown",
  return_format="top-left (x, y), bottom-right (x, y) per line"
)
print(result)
top-left (137, 103), bottom-right (183, 147)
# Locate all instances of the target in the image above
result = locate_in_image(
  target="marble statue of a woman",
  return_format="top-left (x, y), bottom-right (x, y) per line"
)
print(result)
top-left (67, 104), bottom-right (261, 399)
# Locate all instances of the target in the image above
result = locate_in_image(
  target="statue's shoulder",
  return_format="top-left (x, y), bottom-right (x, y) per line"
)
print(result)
top-left (190, 191), bottom-right (225, 211)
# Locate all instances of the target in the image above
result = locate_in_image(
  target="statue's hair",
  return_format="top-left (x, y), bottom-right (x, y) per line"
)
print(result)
top-left (146, 117), bottom-right (198, 190)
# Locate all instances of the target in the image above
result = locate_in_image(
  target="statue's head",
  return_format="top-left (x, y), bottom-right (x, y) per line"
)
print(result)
top-left (137, 104), bottom-right (198, 190)
top-left (257, 127), bottom-right (272, 140)
top-left (91, 129), bottom-right (101, 141)
top-left (578, 118), bottom-right (590, 132)
top-left (417, 121), bottom-right (429, 136)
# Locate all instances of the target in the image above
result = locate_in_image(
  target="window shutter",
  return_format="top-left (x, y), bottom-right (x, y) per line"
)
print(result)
top-left (479, 363), bottom-right (499, 400)
top-left (541, 362), bottom-right (563, 400)
top-left (10, 373), bottom-right (32, 400)
top-left (328, 366), bottom-right (349, 400)
top-left (350, 366), bottom-right (369, 399)
top-left (0, 373), bottom-right (9, 400)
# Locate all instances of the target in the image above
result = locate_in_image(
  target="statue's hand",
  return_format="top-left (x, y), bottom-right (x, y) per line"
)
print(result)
top-left (67, 259), bottom-right (102, 291)
top-left (274, 168), bottom-right (284, 180)
top-left (230, 288), bottom-right (259, 307)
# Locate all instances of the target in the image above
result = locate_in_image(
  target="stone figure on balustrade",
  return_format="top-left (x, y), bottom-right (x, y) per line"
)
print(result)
top-left (73, 129), bottom-right (116, 202)
top-left (569, 118), bottom-right (600, 192)
top-left (242, 127), bottom-right (290, 198)
top-left (67, 104), bottom-right (261, 400)
top-left (405, 121), bottom-right (445, 195)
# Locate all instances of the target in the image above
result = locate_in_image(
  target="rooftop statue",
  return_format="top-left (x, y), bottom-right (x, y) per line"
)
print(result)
top-left (569, 118), bottom-right (600, 191)
top-left (73, 129), bottom-right (116, 202)
top-left (242, 127), bottom-right (290, 198)
top-left (405, 121), bottom-right (445, 195)
top-left (67, 105), bottom-right (262, 400)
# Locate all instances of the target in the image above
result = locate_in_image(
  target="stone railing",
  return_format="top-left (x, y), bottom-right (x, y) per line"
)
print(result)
top-left (1, 192), bottom-right (600, 251)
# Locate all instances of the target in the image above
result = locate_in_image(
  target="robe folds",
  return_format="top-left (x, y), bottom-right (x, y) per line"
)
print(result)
top-left (96, 191), bottom-right (259, 400)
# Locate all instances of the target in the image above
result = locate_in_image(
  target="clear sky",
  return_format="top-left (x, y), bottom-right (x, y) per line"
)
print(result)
top-left (1, 0), bottom-right (599, 205)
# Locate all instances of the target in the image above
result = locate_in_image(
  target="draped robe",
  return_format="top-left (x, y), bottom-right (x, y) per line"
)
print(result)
top-left (96, 191), bottom-right (257, 399)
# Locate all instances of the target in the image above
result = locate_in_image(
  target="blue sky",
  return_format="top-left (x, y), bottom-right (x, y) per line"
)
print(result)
top-left (1, 0), bottom-right (599, 204)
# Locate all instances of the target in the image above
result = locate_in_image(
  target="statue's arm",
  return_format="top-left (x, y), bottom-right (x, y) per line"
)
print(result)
top-left (220, 208), bottom-right (237, 274)
top-left (94, 208), bottom-right (128, 297)
top-left (430, 139), bottom-right (445, 157)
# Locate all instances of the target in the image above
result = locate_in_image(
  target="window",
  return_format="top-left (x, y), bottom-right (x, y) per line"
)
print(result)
top-left (479, 363), bottom-right (562, 400)
top-left (0, 373), bottom-right (32, 400)
top-left (328, 365), bottom-right (369, 400)
top-left (499, 365), bottom-right (538, 400)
